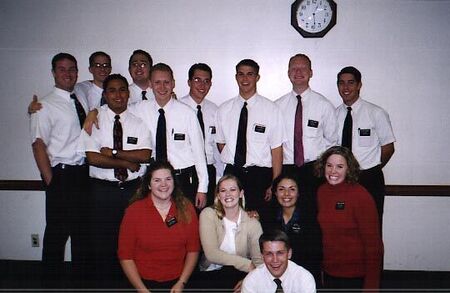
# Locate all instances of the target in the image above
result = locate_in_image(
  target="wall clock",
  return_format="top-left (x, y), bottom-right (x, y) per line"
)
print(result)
top-left (291, 0), bottom-right (337, 38)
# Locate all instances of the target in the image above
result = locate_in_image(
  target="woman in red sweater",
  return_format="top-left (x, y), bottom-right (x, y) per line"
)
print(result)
top-left (118, 161), bottom-right (200, 292)
top-left (315, 146), bottom-right (383, 291)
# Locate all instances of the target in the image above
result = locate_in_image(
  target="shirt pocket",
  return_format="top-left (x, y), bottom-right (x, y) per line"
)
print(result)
top-left (304, 119), bottom-right (320, 138)
top-left (358, 127), bottom-right (374, 147)
top-left (250, 123), bottom-right (268, 143)
top-left (171, 131), bottom-right (187, 149)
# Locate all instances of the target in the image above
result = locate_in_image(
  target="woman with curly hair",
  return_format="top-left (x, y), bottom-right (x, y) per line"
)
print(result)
top-left (315, 146), bottom-right (383, 292)
top-left (196, 174), bottom-right (263, 291)
top-left (118, 161), bottom-right (200, 292)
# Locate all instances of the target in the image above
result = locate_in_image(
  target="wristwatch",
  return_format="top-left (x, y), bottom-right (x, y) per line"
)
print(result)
top-left (112, 149), bottom-right (118, 157)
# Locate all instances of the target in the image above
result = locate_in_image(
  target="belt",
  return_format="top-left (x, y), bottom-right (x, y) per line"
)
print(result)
top-left (91, 177), bottom-right (141, 189)
top-left (226, 164), bottom-right (270, 173)
top-left (53, 163), bottom-right (86, 170)
top-left (174, 165), bottom-right (195, 175)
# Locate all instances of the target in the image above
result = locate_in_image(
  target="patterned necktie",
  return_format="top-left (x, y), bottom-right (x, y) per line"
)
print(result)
top-left (156, 108), bottom-right (167, 162)
top-left (342, 106), bottom-right (353, 151)
top-left (234, 101), bottom-right (248, 167)
top-left (273, 278), bottom-right (284, 293)
top-left (142, 90), bottom-right (147, 100)
top-left (113, 115), bottom-right (128, 182)
top-left (197, 105), bottom-right (205, 139)
top-left (70, 93), bottom-right (86, 128)
top-left (294, 95), bottom-right (304, 166)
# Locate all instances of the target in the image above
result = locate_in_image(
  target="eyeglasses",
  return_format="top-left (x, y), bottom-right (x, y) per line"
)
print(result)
top-left (93, 63), bottom-right (111, 69)
top-left (131, 62), bottom-right (149, 69)
top-left (192, 77), bottom-right (211, 85)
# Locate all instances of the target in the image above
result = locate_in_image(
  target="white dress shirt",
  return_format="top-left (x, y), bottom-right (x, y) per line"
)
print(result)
top-left (30, 87), bottom-right (87, 166)
top-left (276, 88), bottom-right (338, 164)
top-left (336, 97), bottom-right (396, 170)
top-left (215, 93), bottom-right (286, 167)
top-left (80, 107), bottom-right (151, 181)
top-left (128, 83), bottom-right (154, 105)
top-left (242, 260), bottom-right (316, 293)
top-left (129, 98), bottom-right (208, 193)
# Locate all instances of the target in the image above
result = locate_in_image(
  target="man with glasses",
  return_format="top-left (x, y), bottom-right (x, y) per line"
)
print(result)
top-left (128, 49), bottom-right (155, 104)
top-left (180, 63), bottom-right (221, 206)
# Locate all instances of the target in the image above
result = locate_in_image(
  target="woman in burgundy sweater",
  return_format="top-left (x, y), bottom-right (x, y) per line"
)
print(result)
top-left (315, 146), bottom-right (383, 291)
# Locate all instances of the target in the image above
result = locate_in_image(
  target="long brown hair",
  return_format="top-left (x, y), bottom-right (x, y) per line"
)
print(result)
top-left (315, 146), bottom-right (360, 184)
top-left (130, 161), bottom-right (192, 223)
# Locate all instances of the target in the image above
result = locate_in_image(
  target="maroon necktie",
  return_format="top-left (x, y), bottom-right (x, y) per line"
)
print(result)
top-left (294, 95), bottom-right (304, 166)
top-left (113, 115), bottom-right (128, 182)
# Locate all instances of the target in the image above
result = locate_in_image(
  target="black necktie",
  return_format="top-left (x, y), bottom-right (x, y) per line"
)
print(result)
top-left (234, 101), bottom-right (248, 167)
top-left (156, 108), bottom-right (167, 162)
top-left (113, 115), bottom-right (128, 182)
top-left (142, 90), bottom-right (147, 100)
top-left (342, 106), bottom-right (353, 151)
top-left (273, 278), bottom-right (284, 293)
top-left (294, 95), bottom-right (304, 166)
top-left (197, 105), bottom-right (205, 139)
top-left (70, 93), bottom-right (86, 128)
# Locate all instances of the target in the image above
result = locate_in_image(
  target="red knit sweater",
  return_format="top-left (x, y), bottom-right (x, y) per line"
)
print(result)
top-left (317, 182), bottom-right (383, 289)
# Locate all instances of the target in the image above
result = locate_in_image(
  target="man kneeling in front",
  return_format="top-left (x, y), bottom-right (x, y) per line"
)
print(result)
top-left (242, 229), bottom-right (316, 293)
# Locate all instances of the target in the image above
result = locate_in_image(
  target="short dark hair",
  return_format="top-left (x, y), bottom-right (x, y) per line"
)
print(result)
top-left (188, 63), bottom-right (212, 80)
top-left (236, 59), bottom-right (259, 75)
top-left (128, 49), bottom-right (153, 68)
top-left (102, 73), bottom-right (129, 92)
top-left (259, 229), bottom-right (291, 253)
top-left (337, 66), bottom-right (362, 84)
top-left (314, 146), bottom-right (360, 184)
top-left (51, 53), bottom-right (77, 71)
top-left (150, 63), bottom-right (174, 79)
top-left (289, 53), bottom-right (312, 69)
top-left (89, 51), bottom-right (111, 67)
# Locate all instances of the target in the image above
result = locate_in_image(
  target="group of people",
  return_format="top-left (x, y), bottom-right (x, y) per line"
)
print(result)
top-left (29, 49), bottom-right (395, 292)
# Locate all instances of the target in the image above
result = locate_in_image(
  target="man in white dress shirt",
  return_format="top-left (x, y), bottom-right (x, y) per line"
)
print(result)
top-left (275, 53), bottom-right (338, 199)
top-left (128, 49), bottom-right (155, 104)
top-left (242, 229), bottom-right (316, 293)
top-left (180, 63), bottom-right (220, 206)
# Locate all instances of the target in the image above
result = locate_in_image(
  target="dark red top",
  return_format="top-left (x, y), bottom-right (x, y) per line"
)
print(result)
top-left (317, 182), bottom-right (383, 289)
top-left (118, 196), bottom-right (200, 281)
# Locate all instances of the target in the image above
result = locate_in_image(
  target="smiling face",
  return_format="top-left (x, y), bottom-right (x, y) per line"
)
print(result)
top-left (128, 52), bottom-right (151, 87)
top-left (262, 241), bottom-right (292, 278)
top-left (338, 73), bottom-right (362, 106)
top-left (217, 178), bottom-right (243, 210)
top-left (235, 65), bottom-right (259, 99)
top-left (188, 69), bottom-right (212, 103)
top-left (149, 168), bottom-right (174, 204)
top-left (89, 54), bottom-right (111, 85)
top-left (151, 69), bottom-right (175, 107)
top-left (52, 58), bottom-right (78, 92)
top-left (288, 56), bottom-right (312, 93)
top-left (103, 78), bottom-right (129, 114)
top-left (275, 178), bottom-right (299, 210)
top-left (325, 154), bottom-right (349, 185)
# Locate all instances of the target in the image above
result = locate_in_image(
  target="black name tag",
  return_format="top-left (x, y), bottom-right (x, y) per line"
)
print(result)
top-left (166, 215), bottom-right (178, 227)
top-left (359, 129), bottom-right (371, 136)
top-left (335, 202), bottom-right (345, 210)
top-left (174, 133), bottom-right (185, 140)
top-left (307, 120), bottom-right (319, 128)
top-left (127, 137), bottom-right (138, 144)
top-left (210, 126), bottom-right (216, 134)
top-left (254, 124), bottom-right (266, 133)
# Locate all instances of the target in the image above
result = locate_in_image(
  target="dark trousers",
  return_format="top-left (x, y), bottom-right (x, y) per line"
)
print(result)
top-left (89, 177), bottom-right (141, 289)
top-left (323, 272), bottom-right (364, 292)
top-left (174, 165), bottom-right (199, 204)
top-left (190, 266), bottom-right (247, 290)
top-left (282, 161), bottom-right (324, 199)
top-left (206, 164), bottom-right (217, 206)
top-left (142, 278), bottom-right (178, 292)
top-left (359, 165), bottom-right (385, 229)
top-left (224, 164), bottom-right (272, 221)
top-left (41, 164), bottom-right (89, 288)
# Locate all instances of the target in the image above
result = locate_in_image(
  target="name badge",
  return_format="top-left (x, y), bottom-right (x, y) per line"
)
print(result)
top-left (359, 129), bottom-right (371, 136)
top-left (291, 223), bottom-right (302, 234)
top-left (166, 215), bottom-right (178, 227)
top-left (210, 126), bottom-right (216, 134)
top-left (127, 137), bottom-right (138, 144)
top-left (307, 119), bottom-right (319, 128)
top-left (254, 124), bottom-right (266, 133)
top-left (335, 202), bottom-right (345, 210)
top-left (174, 133), bottom-right (185, 140)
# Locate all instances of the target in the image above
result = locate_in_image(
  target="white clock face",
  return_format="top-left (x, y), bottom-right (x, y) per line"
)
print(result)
top-left (297, 0), bottom-right (333, 33)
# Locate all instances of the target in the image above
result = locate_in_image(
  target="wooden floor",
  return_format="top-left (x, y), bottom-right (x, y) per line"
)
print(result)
top-left (1, 260), bottom-right (450, 292)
